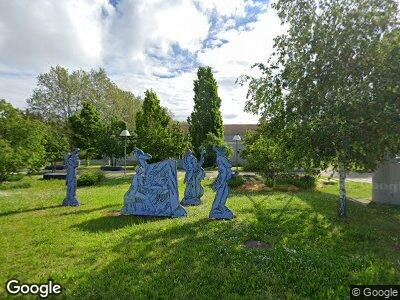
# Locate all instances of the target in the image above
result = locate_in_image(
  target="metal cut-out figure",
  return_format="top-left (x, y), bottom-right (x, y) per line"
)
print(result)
top-left (62, 148), bottom-right (79, 206)
top-left (122, 148), bottom-right (186, 217)
top-left (209, 147), bottom-right (234, 220)
top-left (181, 149), bottom-right (206, 206)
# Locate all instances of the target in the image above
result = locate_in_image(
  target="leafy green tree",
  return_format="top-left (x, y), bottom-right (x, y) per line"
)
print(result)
top-left (200, 133), bottom-right (233, 167)
top-left (188, 67), bottom-right (224, 164)
top-left (86, 68), bottom-right (142, 130)
top-left (135, 90), bottom-right (187, 162)
top-left (99, 118), bottom-right (135, 166)
top-left (69, 102), bottom-right (103, 164)
top-left (0, 100), bottom-right (47, 180)
top-left (27, 66), bottom-right (142, 130)
top-left (43, 126), bottom-right (70, 172)
top-left (241, 0), bottom-right (400, 217)
top-left (27, 66), bottom-right (88, 123)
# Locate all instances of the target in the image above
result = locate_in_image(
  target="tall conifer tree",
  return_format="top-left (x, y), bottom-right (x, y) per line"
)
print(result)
top-left (188, 67), bottom-right (224, 159)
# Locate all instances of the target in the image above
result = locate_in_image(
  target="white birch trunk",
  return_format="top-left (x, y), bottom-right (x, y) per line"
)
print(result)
top-left (338, 162), bottom-right (347, 217)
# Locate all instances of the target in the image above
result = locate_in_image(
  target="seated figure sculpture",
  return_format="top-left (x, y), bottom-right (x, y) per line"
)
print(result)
top-left (181, 149), bottom-right (206, 206)
top-left (122, 148), bottom-right (187, 217)
top-left (62, 148), bottom-right (79, 206)
top-left (209, 146), bottom-right (234, 220)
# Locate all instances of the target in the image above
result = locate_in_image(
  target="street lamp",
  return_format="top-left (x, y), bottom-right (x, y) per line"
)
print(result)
top-left (233, 134), bottom-right (241, 174)
top-left (120, 129), bottom-right (131, 174)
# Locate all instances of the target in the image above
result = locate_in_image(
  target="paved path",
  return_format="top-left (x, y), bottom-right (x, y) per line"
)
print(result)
top-left (320, 171), bottom-right (372, 183)
top-left (102, 169), bottom-right (373, 183)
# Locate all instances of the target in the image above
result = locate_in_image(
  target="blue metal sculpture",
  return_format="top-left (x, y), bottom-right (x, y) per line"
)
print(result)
top-left (62, 148), bottom-right (79, 206)
top-left (209, 147), bottom-right (234, 220)
top-left (122, 148), bottom-right (187, 217)
top-left (181, 149), bottom-right (206, 206)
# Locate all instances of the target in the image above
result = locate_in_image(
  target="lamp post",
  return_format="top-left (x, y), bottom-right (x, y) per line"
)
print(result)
top-left (120, 129), bottom-right (131, 174)
top-left (232, 134), bottom-right (241, 175)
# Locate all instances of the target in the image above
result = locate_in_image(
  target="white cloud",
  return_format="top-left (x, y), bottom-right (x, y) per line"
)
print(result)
top-left (0, 0), bottom-right (283, 124)
top-left (0, 0), bottom-right (106, 72)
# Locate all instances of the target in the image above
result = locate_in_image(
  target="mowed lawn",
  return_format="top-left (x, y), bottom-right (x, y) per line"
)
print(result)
top-left (1, 173), bottom-right (400, 299)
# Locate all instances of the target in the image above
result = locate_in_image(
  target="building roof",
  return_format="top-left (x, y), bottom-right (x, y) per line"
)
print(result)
top-left (180, 123), bottom-right (257, 135)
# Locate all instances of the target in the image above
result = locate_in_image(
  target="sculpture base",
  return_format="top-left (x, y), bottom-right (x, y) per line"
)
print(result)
top-left (181, 197), bottom-right (201, 206)
top-left (122, 203), bottom-right (187, 218)
top-left (209, 207), bottom-right (234, 220)
top-left (62, 198), bottom-right (79, 206)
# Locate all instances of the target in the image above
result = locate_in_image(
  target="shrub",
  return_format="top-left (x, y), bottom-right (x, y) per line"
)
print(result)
top-left (296, 175), bottom-right (317, 189)
top-left (78, 171), bottom-right (105, 187)
top-left (264, 174), bottom-right (316, 190)
top-left (0, 181), bottom-right (31, 190)
top-left (5, 173), bottom-right (24, 182)
top-left (228, 175), bottom-right (245, 188)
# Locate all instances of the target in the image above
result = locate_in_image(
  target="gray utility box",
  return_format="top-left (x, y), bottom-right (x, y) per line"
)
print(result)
top-left (373, 158), bottom-right (400, 205)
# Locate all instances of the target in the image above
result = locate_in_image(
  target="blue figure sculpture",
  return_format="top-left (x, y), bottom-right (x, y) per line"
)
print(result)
top-left (209, 147), bottom-right (234, 220)
top-left (181, 149), bottom-right (206, 206)
top-left (62, 148), bottom-right (79, 206)
top-left (122, 148), bottom-right (187, 217)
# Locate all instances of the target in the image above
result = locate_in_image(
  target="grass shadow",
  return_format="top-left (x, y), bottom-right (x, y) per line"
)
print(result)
top-left (0, 204), bottom-right (63, 217)
top-left (57, 204), bottom-right (118, 216)
top-left (72, 213), bottom-right (172, 232)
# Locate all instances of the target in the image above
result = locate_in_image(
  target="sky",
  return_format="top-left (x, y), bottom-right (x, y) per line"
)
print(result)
top-left (0, 0), bottom-right (284, 124)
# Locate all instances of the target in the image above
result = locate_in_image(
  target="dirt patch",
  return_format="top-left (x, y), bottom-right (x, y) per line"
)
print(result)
top-left (104, 210), bottom-right (122, 217)
top-left (244, 239), bottom-right (272, 249)
top-left (236, 182), bottom-right (272, 192)
top-left (274, 184), bottom-right (300, 192)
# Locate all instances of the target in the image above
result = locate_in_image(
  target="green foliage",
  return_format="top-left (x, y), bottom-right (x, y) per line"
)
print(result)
top-left (98, 118), bottom-right (135, 166)
top-left (0, 100), bottom-right (47, 181)
top-left (69, 102), bottom-right (103, 162)
top-left (135, 90), bottom-right (187, 162)
top-left (4, 173), bottom-right (24, 182)
top-left (265, 175), bottom-right (317, 190)
top-left (77, 171), bottom-right (105, 187)
top-left (43, 126), bottom-right (70, 168)
top-left (188, 67), bottom-right (224, 159)
top-left (241, 0), bottom-right (400, 216)
top-left (201, 133), bottom-right (233, 167)
top-left (227, 175), bottom-right (245, 188)
top-left (27, 66), bottom-right (142, 131)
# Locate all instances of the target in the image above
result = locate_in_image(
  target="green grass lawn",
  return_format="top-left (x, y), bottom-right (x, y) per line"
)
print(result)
top-left (1, 174), bottom-right (400, 299)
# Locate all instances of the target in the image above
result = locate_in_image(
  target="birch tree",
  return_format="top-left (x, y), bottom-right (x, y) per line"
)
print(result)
top-left (241, 0), bottom-right (400, 217)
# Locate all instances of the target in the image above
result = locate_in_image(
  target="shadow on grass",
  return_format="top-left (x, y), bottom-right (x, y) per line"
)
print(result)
top-left (63, 189), bottom-right (400, 298)
top-left (72, 213), bottom-right (169, 232)
top-left (57, 204), bottom-right (118, 216)
top-left (0, 204), bottom-right (62, 217)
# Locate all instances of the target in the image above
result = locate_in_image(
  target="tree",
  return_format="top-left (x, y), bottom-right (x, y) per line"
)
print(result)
top-left (43, 126), bottom-right (70, 172)
top-left (135, 90), bottom-right (187, 162)
top-left (98, 118), bottom-right (135, 166)
top-left (27, 66), bottom-right (142, 130)
top-left (0, 100), bottom-right (47, 180)
top-left (69, 102), bottom-right (103, 164)
top-left (27, 66), bottom-right (88, 123)
top-left (188, 67), bottom-right (224, 165)
top-left (241, 0), bottom-right (400, 217)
